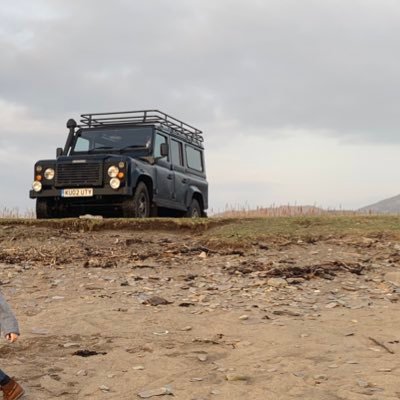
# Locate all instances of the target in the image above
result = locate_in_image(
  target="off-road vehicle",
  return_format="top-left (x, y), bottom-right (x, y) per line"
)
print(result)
top-left (29, 110), bottom-right (208, 219)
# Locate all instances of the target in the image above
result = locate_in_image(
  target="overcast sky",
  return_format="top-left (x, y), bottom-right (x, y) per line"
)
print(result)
top-left (1, 0), bottom-right (399, 214)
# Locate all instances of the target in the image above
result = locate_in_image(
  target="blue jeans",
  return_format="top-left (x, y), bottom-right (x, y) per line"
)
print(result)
top-left (0, 369), bottom-right (8, 382)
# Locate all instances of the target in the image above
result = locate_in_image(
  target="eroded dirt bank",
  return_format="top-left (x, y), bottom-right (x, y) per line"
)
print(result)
top-left (0, 220), bottom-right (400, 399)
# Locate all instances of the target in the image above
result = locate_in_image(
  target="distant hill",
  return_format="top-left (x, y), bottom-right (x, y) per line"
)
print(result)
top-left (359, 194), bottom-right (400, 214)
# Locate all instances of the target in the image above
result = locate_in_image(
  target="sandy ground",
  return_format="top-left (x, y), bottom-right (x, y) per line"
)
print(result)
top-left (1, 223), bottom-right (400, 399)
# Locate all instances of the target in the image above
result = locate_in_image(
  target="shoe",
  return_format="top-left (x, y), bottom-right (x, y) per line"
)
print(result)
top-left (1, 378), bottom-right (24, 400)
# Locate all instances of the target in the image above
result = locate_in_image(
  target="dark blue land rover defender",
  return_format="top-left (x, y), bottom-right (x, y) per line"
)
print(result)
top-left (29, 110), bottom-right (208, 218)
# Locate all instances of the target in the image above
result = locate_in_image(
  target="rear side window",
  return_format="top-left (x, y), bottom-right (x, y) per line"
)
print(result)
top-left (186, 146), bottom-right (203, 171)
top-left (171, 140), bottom-right (183, 166)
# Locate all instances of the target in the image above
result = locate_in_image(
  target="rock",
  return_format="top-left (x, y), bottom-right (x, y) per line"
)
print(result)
top-left (63, 342), bottom-right (80, 348)
top-left (181, 326), bottom-right (192, 331)
top-left (267, 278), bottom-right (287, 288)
top-left (225, 373), bottom-right (250, 381)
top-left (385, 271), bottom-right (400, 287)
top-left (138, 386), bottom-right (174, 398)
top-left (79, 214), bottom-right (103, 219)
top-left (287, 277), bottom-right (305, 284)
top-left (132, 365), bottom-right (145, 370)
top-left (325, 302), bottom-right (339, 309)
top-left (273, 309), bottom-right (301, 317)
top-left (99, 385), bottom-right (110, 392)
top-left (239, 315), bottom-right (249, 320)
top-left (31, 328), bottom-right (49, 335)
top-left (40, 375), bottom-right (68, 396)
top-left (314, 374), bottom-right (328, 382)
top-left (143, 296), bottom-right (172, 306)
top-left (198, 354), bottom-right (208, 362)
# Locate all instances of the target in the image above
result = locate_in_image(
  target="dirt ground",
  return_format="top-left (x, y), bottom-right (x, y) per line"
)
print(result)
top-left (1, 219), bottom-right (400, 399)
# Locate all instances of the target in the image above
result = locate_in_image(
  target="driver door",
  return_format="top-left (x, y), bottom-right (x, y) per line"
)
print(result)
top-left (153, 133), bottom-right (174, 207)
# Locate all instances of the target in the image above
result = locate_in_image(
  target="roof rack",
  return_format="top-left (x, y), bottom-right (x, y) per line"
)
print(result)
top-left (79, 109), bottom-right (204, 145)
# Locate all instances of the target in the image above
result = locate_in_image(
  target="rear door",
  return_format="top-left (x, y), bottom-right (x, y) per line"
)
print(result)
top-left (170, 139), bottom-right (187, 208)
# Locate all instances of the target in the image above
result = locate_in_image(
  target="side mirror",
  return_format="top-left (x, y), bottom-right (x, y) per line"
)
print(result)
top-left (160, 143), bottom-right (169, 157)
top-left (56, 148), bottom-right (63, 157)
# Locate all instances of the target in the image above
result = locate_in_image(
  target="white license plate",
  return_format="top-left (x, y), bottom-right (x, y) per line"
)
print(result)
top-left (61, 188), bottom-right (94, 198)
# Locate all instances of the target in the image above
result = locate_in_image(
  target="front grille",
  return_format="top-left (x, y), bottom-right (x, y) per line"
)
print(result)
top-left (55, 162), bottom-right (103, 187)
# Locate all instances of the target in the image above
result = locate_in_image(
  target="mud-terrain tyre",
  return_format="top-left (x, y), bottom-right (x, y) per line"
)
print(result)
top-left (186, 198), bottom-right (202, 218)
top-left (36, 198), bottom-right (55, 219)
top-left (123, 182), bottom-right (150, 218)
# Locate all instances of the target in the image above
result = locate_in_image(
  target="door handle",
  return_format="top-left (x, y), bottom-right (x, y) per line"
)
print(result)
top-left (182, 178), bottom-right (188, 184)
top-left (167, 174), bottom-right (173, 180)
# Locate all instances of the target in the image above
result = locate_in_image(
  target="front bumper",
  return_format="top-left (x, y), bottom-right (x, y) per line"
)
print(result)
top-left (30, 186), bottom-right (133, 199)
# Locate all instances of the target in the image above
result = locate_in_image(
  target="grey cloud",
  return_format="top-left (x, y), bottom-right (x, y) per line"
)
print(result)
top-left (1, 0), bottom-right (400, 141)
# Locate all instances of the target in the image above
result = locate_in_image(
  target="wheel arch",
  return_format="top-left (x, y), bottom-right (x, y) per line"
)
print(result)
top-left (186, 187), bottom-right (205, 215)
top-left (135, 174), bottom-right (153, 203)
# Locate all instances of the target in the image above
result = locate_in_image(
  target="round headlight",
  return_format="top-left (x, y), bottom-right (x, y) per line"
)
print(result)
top-left (118, 161), bottom-right (125, 169)
top-left (44, 168), bottom-right (55, 180)
top-left (108, 165), bottom-right (119, 178)
top-left (36, 165), bottom-right (43, 172)
top-left (32, 181), bottom-right (42, 193)
top-left (110, 177), bottom-right (121, 190)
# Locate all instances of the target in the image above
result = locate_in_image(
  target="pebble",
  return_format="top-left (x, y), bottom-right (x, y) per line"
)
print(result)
top-left (267, 278), bottom-right (287, 288)
top-left (239, 315), bottom-right (249, 320)
top-left (325, 302), bottom-right (339, 309)
top-left (225, 373), bottom-right (250, 381)
top-left (63, 342), bottom-right (80, 348)
top-left (132, 365), bottom-right (145, 370)
top-left (198, 354), bottom-right (208, 362)
top-left (138, 386), bottom-right (174, 398)
top-left (181, 326), bottom-right (192, 331)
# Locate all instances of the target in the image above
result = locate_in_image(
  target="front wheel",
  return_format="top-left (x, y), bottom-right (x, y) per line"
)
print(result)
top-left (123, 182), bottom-right (150, 218)
top-left (36, 198), bottom-right (61, 219)
top-left (186, 198), bottom-right (202, 218)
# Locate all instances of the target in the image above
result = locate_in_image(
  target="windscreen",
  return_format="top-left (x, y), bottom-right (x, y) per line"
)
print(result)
top-left (71, 127), bottom-right (153, 153)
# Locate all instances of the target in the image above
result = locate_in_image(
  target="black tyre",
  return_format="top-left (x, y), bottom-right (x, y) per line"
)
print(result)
top-left (186, 198), bottom-right (202, 218)
top-left (123, 182), bottom-right (150, 218)
top-left (36, 198), bottom-right (54, 219)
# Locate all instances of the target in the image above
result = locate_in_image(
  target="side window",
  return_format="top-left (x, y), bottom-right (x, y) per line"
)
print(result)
top-left (171, 140), bottom-right (183, 166)
top-left (154, 133), bottom-right (168, 159)
top-left (186, 146), bottom-right (203, 172)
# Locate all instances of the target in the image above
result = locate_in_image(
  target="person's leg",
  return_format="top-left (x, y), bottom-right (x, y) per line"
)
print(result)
top-left (0, 369), bottom-right (10, 386)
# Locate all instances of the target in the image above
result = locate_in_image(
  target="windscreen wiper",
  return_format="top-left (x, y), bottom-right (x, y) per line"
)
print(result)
top-left (87, 146), bottom-right (114, 153)
top-left (119, 145), bottom-right (148, 151)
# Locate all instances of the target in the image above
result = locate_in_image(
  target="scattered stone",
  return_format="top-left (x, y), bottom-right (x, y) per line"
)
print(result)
top-left (385, 271), bottom-right (400, 287)
top-left (225, 373), bottom-right (250, 382)
top-left (325, 302), bottom-right (339, 309)
top-left (132, 365), bottom-right (145, 371)
top-left (181, 326), bottom-right (192, 331)
top-left (239, 315), bottom-right (249, 320)
top-left (138, 386), bottom-right (174, 398)
top-left (99, 385), bottom-right (110, 392)
top-left (31, 328), bottom-right (49, 335)
top-left (63, 342), bottom-right (80, 348)
top-left (287, 277), bottom-right (305, 284)
top-left (314, 374), bottom-right (328, 382)
top-left (198, 354), bottom-right (208, 362)
top-left (143, 296), bottom-right (172, 306)
top-left (273, 309), bottom-right (301, 317)
top-left (76, 370), bottom-right (87, 376)
top-left (40, 375), bottom-right (68, 396)
top-left (267, 278), bottom-right (287, 288)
